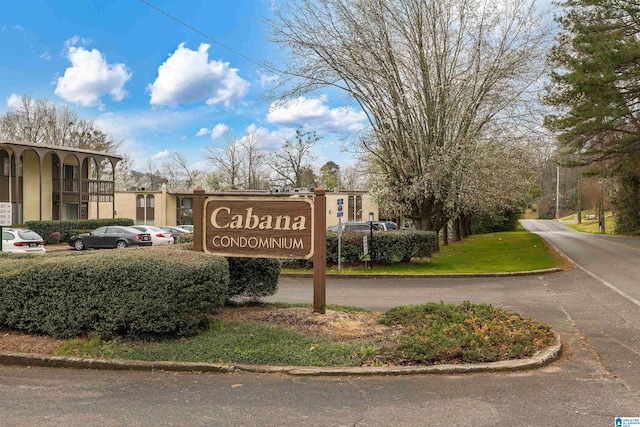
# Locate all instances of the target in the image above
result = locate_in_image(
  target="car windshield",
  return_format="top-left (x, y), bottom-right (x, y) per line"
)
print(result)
top-left (17, 230), bottom-right (43, 240)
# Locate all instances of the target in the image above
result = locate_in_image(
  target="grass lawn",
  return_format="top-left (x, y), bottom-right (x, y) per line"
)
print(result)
top-left (285, 231), bottom-right (564, 275)
top-left (564, 218), bottom-right (616, 235)
top-left (56, 302), bottom-right (555, 367)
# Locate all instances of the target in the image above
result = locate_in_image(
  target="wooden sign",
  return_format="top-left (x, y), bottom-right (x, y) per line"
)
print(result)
top-left (203, 196), bottom-right (314, 259)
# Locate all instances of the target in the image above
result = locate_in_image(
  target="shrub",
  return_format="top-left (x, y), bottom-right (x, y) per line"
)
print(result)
top-left (25, 218), bottom-right (135, 244)
top-left (0, 248), bottom-right (229, 337)
top-left (326, 230), bottom-right (438, 265)
top-left (176, 233), bottom-right (194, 244)
top-left (472, 208), bottom-right (522, 234)
top-left (227, 257), bottom-right (281, 301)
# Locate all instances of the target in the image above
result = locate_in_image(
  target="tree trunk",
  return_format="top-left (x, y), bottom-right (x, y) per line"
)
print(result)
top-left (464, 216), bottom-right (473, 237)
top-left (441, 223), bottom-right (449, 246)
top-left (453, 218), bottom-right (462, 241)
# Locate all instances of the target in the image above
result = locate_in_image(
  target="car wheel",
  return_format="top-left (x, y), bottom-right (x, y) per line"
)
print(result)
top-left (116, 240), bottom-right (128, 249)
top-left (73, 239), bottom-right (85, 251)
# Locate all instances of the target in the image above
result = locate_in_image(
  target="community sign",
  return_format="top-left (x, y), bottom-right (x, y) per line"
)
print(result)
top-left (203, 196), bottom-right (314, 259)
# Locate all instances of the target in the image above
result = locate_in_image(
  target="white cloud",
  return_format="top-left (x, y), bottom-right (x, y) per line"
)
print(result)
top-left (148, 43), bottom-right (250, 107)
top-left (151, 150), bottom-right (170, 160)
top-left (39, 50), bottom-right (51, 60)
top-left (196, 128), bottom-right (209, 137)
top-left (54, 45), bottom-right (132, 107)
top-left (64, 35), bottom-right (91, 49)
top-left (240, 124), bottom-right (297, 152)
top-left (267, 96), bottom-right (366, 134)
top-left (6, 94), bottom-right (21, 110)
top-left (211, 123), bottom-right (230, 139)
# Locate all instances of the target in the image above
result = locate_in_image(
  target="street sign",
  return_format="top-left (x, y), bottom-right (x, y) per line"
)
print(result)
top-left (0, 203), bottom-right (12, 226)
top-left (363, 235), bottom-right (368, 255)
top-left (337, 198), bottom-right (343, 218)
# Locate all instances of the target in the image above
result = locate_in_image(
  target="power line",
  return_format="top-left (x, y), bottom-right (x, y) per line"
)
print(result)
top-left (137, 0), bottom-right (284, 77)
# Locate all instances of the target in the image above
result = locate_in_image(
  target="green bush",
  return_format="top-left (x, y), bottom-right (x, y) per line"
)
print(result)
top-left (163, 240), bottom-right (280, 300)
top-left (25, 218), bottom-right (135, 244)
top-left (176, 233), bottom-right (194, 244)
top-left (472, 208), bottom-right (522, 234)
top-left (326, 230), bottom-right (438, 265)
top-left (0, 248), bottom-right (229, 337)
top-left (227, 257), bottom-right (281, 300)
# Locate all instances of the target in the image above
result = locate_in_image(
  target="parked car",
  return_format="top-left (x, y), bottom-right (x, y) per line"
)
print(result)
top-left (159, 226), bottom-right (192, 243)
top-left (374, 221), bottom-right (398, 231)
top-left (1, 228), bottom-right (46, 253)
top-left (131, 225), bottom-right (174, 246)
top-left (180, 224), bottom-right (194, 232)
top-left (69, 226), bottom-right (152, 250)
top-left (327, 222), bottom-right (384, 232)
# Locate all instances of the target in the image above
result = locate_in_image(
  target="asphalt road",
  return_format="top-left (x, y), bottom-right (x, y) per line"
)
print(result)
top-left (1, 219), bottom-right (639, 426)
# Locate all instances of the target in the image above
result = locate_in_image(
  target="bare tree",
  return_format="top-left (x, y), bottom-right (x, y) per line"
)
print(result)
top-left (206, 136), bottom-right (246, 189)
top-left (240, 129), bottom-right (268, 190)
top-left (0, 94), bottom-right (121, 152)
top-left (267, 128), bottom-right (319, 187)
top-left (269, 0), bottom-right (551, 231)
top-left (113, 153), bottom-right (138, 191)
top-left (162, 152), bottom-right (203, 192)
top-left (144, 159), bottom-right (167, 191)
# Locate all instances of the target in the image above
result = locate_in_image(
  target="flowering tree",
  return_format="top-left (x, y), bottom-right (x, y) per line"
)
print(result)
top-left (269, 0), bottom-right (550, 232)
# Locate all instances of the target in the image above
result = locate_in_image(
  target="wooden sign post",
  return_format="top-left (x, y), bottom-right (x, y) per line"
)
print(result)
top-left (313, 187), bottom-right (326, 313)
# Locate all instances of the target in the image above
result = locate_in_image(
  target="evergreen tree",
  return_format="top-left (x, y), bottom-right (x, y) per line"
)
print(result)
top-left (545, 0), bottom-right (640, 173)
top-left (545, 0), bottom-right (640, 233)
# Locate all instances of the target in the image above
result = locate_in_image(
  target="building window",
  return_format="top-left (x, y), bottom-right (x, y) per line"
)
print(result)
top-left (146, 195), bottom-right (155, 225)
top-left (1, 156), bottom-right (9, 177)
top-left (136, 195), bottom-right (145, 224)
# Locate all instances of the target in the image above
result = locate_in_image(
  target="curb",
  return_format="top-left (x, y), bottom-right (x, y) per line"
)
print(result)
top-left (0, 332), bottom-right (561, 376)
top-left (281, 267), bottom-right (565, 279)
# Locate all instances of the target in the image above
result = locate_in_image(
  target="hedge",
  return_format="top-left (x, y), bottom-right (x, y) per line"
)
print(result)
top-left (167, 239), bottom-right (280, 301)
top-left (329, 230), bottom-right (438, 264)
top-left (25, 218), bottom-right (135, 244)
top-left (282, 230), bottom-right (438, 268)
top-left (0, 248), bottom-right (229, 337)
top-left (227, 257), bottom-right (281, 301)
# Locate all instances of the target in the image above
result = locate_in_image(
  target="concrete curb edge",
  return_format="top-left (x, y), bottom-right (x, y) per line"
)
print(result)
top-left (0, 332), bottom-right (562, 376)
top-left (281, 267), bottom-right (565, 279)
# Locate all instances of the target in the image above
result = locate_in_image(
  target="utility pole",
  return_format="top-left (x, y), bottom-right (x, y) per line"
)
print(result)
top-left (599, 178), bottom-right (605, 234)
top-left (555, 165), bottom-right (560, 219)
top-left (577, 169), bottom-right (582, 224)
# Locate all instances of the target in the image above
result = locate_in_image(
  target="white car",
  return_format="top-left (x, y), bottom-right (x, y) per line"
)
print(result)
top-left (131, 225), bottom-right (174, 246)
top-left (180, 224), bottom-right (194, 232)
top-left (2, 228), bottom-right (46, 253)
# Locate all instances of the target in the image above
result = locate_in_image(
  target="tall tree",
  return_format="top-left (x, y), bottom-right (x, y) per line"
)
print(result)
top-left (113, 153), bottom-right (138, 191)
top-left (269, 0), bottom-right (550, 231)
top-left (206, 136), bottom-right (245, 189)
top-left (545, 0), bottom-right (640, 232)
top-left (164, 152), bottom-right (203, 191)
top-left (241, 128), bottom-right (269, 190)
top-left (319, 161), bottom-right (340, 189)
top-left (545, 0), bottom-right (640, 173)
top-left (268, 128), bottom-right (320, 187)
top-left (0, 94), bottom-right (121, 153)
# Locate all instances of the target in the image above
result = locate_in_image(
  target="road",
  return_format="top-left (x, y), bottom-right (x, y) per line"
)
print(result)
top-left (0, 219), bottom-right (639, 426)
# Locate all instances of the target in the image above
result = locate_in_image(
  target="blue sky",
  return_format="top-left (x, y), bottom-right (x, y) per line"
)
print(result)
top-left (0, 0), bottom-right (367, 171)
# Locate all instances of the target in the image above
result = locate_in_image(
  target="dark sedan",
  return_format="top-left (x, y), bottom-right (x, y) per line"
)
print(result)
top-left (69, 226), bottom-right (153, 250)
